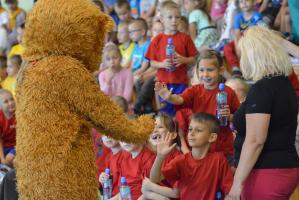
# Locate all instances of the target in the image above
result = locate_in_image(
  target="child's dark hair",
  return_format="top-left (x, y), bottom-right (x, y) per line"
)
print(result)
top-left (116, 0), bottom-right (130, 10)
top-left (198, 49), bottom-right (223, 68)
top-left (180, 16), bottom-right (189, 28)
top-left (92, 0), bottom-right (104, 12)
top-left (0, 56), bottom-right (7, 69)
top-left (112, 96), bottom-right (128, 113)
top-left (157, 112), bottom-right (181, 147)
top-left (9, 55), bottom-right (22, 67)
top-left (191, 112), bottom-right (220, 134)
top-left (129, 18), bottom-right (148, 34)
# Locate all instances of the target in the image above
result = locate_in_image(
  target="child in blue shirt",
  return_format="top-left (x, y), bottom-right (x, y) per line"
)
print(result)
top-left (224, 0), bottom-right (262, 75)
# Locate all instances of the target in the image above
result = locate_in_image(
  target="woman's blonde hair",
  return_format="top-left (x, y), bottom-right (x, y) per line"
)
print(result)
top-left (238, 26), bottom-right (291, 81)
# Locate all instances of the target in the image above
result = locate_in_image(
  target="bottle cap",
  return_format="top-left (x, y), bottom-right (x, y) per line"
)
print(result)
top-left (216, 192), bottom-right (222, 198)
top-left (105, 168), bottom-right (110, 175)
top-left (167, 38), bottom-right (173, 44)
top-left (219, 83), bottom-right (225, 91)
top-left (121, 177), bottom-right (126, 184)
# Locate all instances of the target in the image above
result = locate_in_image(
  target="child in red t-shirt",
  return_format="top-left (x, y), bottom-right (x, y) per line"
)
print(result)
top-left (145, 1), bottom-right (198, 116)
top-left (98, 135), bottom-right (123, 197)
top-left (113, 141), bottom-right (155, 200)
top-left (155, 49), bottom-right (240, 157)
top-left (142, 112), bottom-right (181, 199)
top-left (0, 89), bottom-right (16, 167)
top-left (150, 112), bottom-right (233, 200)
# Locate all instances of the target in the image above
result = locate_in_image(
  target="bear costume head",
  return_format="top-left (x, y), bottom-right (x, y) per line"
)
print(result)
top-left (22, 0), bottom-right (112, 72)
top-left (16, 1), bottom-right (154, 199)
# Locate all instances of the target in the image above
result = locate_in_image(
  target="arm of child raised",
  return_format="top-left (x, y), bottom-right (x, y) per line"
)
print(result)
top-left (154, 82), bottom-right (184, 105)
top-left (150, 132), bottom-right (176, 183)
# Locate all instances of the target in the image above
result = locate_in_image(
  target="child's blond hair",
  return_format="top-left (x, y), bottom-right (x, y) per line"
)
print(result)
top-left (160, 0), bottom-right (180, 14)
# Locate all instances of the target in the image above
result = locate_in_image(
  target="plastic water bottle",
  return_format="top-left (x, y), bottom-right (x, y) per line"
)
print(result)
top-left (120, 177), bottom-right (132, 200)
top-left (216, 83), bottom-right (228, 127)
top-left (216, 192), bottom-right (222, 200)
top-left (165, 38), bottom-right (176, 72)
top-left (102, 168), bottom-right (112, 200)
top-left (130, 0), bottom-right (138, 18)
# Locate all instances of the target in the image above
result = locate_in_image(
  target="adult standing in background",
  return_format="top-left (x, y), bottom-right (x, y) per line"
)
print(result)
top-left (226, 26), bottom-right (299, 200)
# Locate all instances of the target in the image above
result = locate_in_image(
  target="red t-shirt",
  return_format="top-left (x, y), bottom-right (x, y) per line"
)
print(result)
top-left (119, 147), bottom-right (156, 200)
top-left (0, 111), bottom-right (16, 148)
top-left (162, 152), bottom-right (233, 200)
top-left (175, 108), bottom-right (192, 149)
top-left (104, 150), bottom-right (123, 196)
top-left (178, 84), bottom-right (240, 156)
top-left (92, 129), bottom-right (111, 179)
top-left (288, 69), bottom-right (299, 100)
top-left (161, 148), bottom-right (181, 187)
top-left (145, 32), bottom-right (198, 85)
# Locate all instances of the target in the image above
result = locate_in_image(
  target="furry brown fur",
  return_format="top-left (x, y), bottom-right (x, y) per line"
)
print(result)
top-left (15, 0), bottom-right (154, 199)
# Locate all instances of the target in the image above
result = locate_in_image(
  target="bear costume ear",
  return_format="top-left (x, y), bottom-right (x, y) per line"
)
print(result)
top-left (98, 13), bottom-right (115, 34)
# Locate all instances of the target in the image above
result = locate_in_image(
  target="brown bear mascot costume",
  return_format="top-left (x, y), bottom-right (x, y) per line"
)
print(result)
top-left (15, 0), bottom-right (154, 199)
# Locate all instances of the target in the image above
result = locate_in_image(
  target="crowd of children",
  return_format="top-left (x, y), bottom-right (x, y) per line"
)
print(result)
top-left (0, 0), bottom-right (24, 172)
top-left (93, 0), bottom-right (299, 199)
top-left (0, 0), bottom-right (299, 199)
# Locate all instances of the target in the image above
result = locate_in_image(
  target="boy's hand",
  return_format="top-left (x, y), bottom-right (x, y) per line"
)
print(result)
top-left (99, 172), bottom-right (109, 185)
top-left (156, 132), bottom-right (176, 157)
top-left (154, 82), bottom-right (173, 101)
top-left (160, 59), bottom-right (172, 69)
top-left (173, 52), bottom-right (186, 67)
top-left (219, 105), bottom-right (231, 118)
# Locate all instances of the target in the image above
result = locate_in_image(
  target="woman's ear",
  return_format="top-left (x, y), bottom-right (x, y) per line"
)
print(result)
top-left (170, 132), bottom-right (178, 140)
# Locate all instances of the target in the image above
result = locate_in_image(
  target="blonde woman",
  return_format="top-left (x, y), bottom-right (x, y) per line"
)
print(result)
top-left (226, 26), bottom-right (299, 200)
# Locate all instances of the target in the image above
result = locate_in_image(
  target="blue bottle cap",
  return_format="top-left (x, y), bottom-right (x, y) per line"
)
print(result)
top-left (216, 192), bottom-right (222, 198)
top-left (167, 38), bottom-right (173, 44)
top-left (121, 177), bottom-right (126, 184)
top-left (219, 83), bottom-right (225, 91)
top-left (105, 168), bottom-right (110, 175)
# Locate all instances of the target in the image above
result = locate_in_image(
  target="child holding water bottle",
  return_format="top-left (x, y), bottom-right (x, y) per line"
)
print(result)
top-left (155, 49), bottom-right (240, 157)
top-left (145, 0), bottom-right (197, 116)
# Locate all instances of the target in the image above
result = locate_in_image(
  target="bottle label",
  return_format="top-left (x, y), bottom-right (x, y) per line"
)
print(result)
top-left (217, 93), bottom-right (227, 104)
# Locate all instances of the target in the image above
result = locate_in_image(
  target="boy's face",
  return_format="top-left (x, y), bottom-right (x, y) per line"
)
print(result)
top-left (120, 142), bottom-right (142, 152)
top-left (128, 22), bottom-right (145, 42)
top-left (161, 8), bottom-right (181, 33)
top-left (7, 3), bottom-right (17, 11)
top-left (102, 136), bottom-right (119, 149)
top-left (197, 58), bottom-right (221, 90)
top-left (239, 0), bottom-right (254, 12)
top-left (151, 22), bottom-right (164, 38)
top-left (115, 5), bottom-right (131, 22)
top-left (187, 120), bottom-right (217, 148)
top-left (6, 60), bottom-right (19, 77)
top-left (117, 25), bottom-right (130, 44)
top-left (0, 92), bottom-right (16, 114)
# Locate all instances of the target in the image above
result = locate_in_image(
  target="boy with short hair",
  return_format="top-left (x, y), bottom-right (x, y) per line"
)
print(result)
top-left (150, 112), bottom-right (233, 200)
top-left (128, 18), bottom-right (155, 115)
top-left (117, 21), bottom-right (135, 68)
top-left (146, 0), bottom-right (198, 116)
top-left (115, 0), bottom-right (133, 23)
top-left (0, 89), bottom-right (16, 167)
